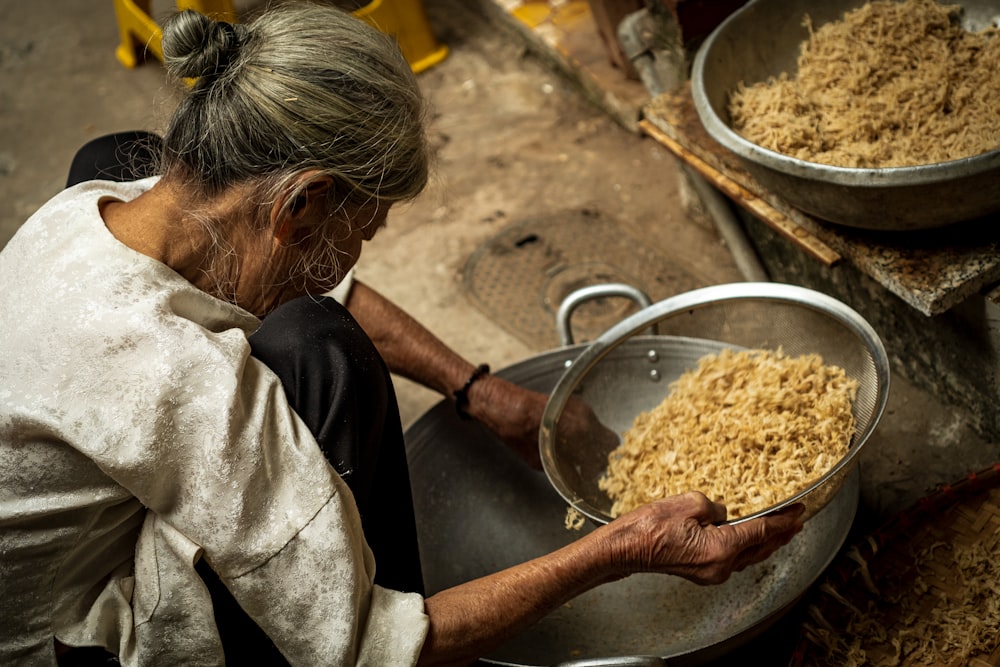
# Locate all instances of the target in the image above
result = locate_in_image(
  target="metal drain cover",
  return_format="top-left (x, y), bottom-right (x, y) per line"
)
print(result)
top-left (462, 208), bottom-right (709, 349)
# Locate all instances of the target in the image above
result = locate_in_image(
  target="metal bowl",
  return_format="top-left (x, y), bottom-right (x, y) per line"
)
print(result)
top-left (691, 0), bottom-right (1000, 230)
top-left (539, 282), bottom-right (890, 526)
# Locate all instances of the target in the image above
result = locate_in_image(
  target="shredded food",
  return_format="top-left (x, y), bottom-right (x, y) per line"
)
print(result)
top-left (599, 348), bottom-right (857, 519)
top-left (728, 0), bottom-right (1000, 168)
top-left (564, 506), bottom-right (586, 531)
top-left (806, 536), bottom-right (1000, 665)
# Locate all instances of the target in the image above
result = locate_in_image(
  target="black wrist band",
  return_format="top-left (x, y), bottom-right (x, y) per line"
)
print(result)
top-left (453, 364), bottom-right (490, 420)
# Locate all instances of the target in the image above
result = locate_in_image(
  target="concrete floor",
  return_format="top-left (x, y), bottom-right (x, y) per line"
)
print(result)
top-left (0, 0), bottom-right (736, 409)
top-left (2, 0), bottom-right (998, 664)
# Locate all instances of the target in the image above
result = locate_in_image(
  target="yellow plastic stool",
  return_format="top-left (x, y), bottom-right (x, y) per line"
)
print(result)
top-left (113, 0), bottom-right (448, 74)
top-left (113, 0), bottom-right (236, 68)
top-left (354, 0), bottom-right (449, 74)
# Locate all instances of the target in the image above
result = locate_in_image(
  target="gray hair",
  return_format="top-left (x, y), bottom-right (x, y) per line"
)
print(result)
top-left (161, 3), bottom-right (428, 207)
top-left (158, 2), bottom-right (430, 304)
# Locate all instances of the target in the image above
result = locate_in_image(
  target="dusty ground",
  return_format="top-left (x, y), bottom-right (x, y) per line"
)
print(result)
top-left (3, 0), bottom-right (993, 509)
top-left (358, 1), bottom-right (744, 421)
top-left (0, 0), bottom-right (739, 425)
top-left (1, 0), bottom-right (998, 664)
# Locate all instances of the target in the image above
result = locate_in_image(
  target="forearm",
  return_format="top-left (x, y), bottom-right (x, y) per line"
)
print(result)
top-left (344, 280), bottom-right (475, 398)
top-left (417, 531), bottom-right (619, 667)
top-left (342, 280), bottom-right (551, 465)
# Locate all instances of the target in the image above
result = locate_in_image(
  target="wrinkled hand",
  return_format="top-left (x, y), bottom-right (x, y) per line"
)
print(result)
top-left (469, 375), bottom-right (618, 470)
top-left (604, 492), bottom-right (805, 585)
top-left (467, 374), bottom-right (548, 468)
top-left (551, 393), bottom-right (620, 457)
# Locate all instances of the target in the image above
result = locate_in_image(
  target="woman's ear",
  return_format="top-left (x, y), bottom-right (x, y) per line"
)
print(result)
top-left (271, 172), bottom-right (335, 246)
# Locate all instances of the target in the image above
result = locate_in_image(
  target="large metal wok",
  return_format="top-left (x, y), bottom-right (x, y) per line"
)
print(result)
top-left (691, 0), bottom-right (1000, 230)
top-left (404, 284), bottom-right (862, 666)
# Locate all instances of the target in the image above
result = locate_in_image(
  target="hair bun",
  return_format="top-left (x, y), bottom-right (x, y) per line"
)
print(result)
top-left (162, 10), bottom-right (248, 81)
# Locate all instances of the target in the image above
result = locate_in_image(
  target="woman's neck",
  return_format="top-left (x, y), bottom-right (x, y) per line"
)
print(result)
top-left (100, 178), bottom-right (282, 317)
top-left (103, 179), bottom-right (251, 293)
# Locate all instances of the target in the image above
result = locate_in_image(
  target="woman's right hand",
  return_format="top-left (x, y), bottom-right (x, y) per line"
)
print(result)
top-left (601, 492), bottom-right (805, 585)
top-left (419, 491), bottom-right (804, 666)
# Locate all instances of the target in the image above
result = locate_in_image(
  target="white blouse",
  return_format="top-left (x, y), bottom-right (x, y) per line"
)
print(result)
top-left (0, 179), bottom-right (428, 666)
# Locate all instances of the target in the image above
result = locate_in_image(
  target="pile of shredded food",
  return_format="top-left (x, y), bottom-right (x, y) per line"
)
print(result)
top-left (599, 348), bottom-right (858, 520)
top-left (806, 536), bottom-right (1000, 665)
top-left (728, 0), bottom-right (1000, 168)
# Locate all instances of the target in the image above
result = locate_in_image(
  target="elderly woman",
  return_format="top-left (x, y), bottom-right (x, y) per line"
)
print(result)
top-left (64, 130), bottom-right (551, 470)
top-left (0, 4), bottom-right (803, 666)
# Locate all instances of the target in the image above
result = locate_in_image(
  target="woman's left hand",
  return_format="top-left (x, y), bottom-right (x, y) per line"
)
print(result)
top-left (464, 373), bottom-right (547, 468)
top-left (466, 375), bottom-right (617, 471)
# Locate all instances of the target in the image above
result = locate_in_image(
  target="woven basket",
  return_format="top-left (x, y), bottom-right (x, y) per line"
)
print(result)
top-left (789, 463), bottom-right (1000, 667)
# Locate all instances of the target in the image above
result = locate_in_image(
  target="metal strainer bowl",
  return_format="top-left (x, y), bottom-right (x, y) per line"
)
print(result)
top-left (539, 282), bottom-right (890, 526)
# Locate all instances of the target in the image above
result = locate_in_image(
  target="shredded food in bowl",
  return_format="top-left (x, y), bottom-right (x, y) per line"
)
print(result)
top-left (728, 0), bottom-right (1000, 168)
top-left (599, 348), bottom-right (858, 520)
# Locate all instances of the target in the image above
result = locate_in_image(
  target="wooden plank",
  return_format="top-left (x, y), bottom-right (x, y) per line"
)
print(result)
top-left (639, 119), bottom-right (842, 266)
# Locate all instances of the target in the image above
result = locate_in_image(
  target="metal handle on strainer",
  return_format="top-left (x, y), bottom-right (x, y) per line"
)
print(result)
top-left (556, 283), bottom-right (653, 347)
